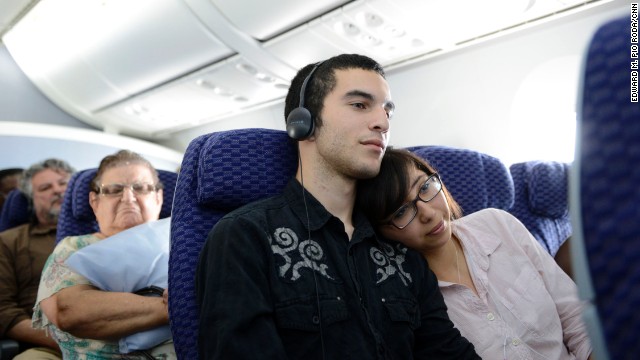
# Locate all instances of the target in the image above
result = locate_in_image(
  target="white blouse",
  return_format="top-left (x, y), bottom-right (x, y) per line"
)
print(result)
top-left (439, 208), bottom-right (591, 360)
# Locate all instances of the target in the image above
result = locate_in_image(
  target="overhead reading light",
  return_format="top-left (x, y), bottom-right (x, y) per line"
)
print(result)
top-left (196, 79), bottom-right (235, 97)
top-left (236, 63), bottom-right (258, 75)
top-left (357, 12), bottom-right (384, 28)
top-left (125, 103), bottom-right (148, 117)
top-left (125, 103), bottom-right (156, 123)
top-left (255, 73), bottom-right (276, 83)
top-left (334, 21), bottom-right (361, 36)
top-left (358, 33), bottom-right (382, 47)
top-left (382, 23), bottom-right (406, 38)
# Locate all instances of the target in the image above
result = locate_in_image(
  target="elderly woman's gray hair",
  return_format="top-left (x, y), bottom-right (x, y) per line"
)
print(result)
top-left (90, 150), bottom-right (163, 193)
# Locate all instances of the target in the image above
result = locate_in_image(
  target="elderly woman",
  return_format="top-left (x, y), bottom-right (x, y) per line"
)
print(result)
top-left (32, 150), bottom-right (175, 359)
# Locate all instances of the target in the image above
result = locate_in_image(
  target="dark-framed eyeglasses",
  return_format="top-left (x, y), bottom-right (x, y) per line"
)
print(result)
top-left (386, 173), bottom-right (443, 229)
top-left (98, 182), bottom-right (157, 197)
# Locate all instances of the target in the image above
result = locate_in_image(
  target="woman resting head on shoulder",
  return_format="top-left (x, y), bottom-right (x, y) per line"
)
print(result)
top-left (33, 150), bottom-right (176, 359)
top-left (356, 147), bottom-right (593, 360)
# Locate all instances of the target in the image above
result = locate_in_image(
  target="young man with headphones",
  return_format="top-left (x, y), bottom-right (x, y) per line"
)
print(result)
top-left (196, 54), bottom-right (480, 359)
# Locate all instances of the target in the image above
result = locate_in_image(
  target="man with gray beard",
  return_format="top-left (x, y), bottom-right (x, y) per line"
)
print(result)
top-left (0, 159), bottom-right (75, 360)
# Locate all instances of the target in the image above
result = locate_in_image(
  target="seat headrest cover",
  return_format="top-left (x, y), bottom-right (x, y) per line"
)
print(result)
top-left (0, 189), bottom-right (30, 231)
top-left (70, 168), bottom-right (177, 221)
top-left (157, 171), bottom-right (178, 218)
top-left (408, 146), bottom-right (514, 215)
top-left (71, 169), bottom-right (98, 221)
top-left (528, 162), bottom-right (569, 218)
top-left (196, 129), bottom-right (297, 210)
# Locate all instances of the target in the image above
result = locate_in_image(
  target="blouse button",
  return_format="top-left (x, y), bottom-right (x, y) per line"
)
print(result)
top-left (512, 338), bottom-right (521, 346)
top-left (312, 315), bottom-right (320, 324)
top-left (486, 312), bottom-right (495, 321)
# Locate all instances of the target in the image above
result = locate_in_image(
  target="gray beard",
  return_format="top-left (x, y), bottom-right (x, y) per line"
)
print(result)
top-left (46, 207), bottom-right (60, 223)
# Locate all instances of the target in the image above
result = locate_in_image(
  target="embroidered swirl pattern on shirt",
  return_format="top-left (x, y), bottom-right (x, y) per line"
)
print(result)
top-left (269, 227), bottom-right (334, 281)
top-left (370, 242), bottom-right (412, 286)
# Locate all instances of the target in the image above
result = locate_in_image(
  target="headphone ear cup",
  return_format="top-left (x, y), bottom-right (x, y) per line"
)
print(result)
top-left (286, 107), bottom-right (314, 140)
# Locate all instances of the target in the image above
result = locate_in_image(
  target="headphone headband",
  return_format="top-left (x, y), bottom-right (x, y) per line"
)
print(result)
top-left (297, 61), bottom-right (323, 108)
top-left (286, 61), bottom-right (324, 141)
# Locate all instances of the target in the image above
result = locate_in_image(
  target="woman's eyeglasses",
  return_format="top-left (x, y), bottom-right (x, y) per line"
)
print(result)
top-left (386, 173), bottom-right (443, 229)
top-left (98, 182), bottom-right (157, 197)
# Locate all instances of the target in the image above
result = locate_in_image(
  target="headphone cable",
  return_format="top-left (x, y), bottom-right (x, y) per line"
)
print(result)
top-left (298, 148), bottom-right (326, 360)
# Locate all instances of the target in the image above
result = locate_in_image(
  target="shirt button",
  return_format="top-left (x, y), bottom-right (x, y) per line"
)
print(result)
top-left (512, 338), bottom-right (521, 346)
top-left (486, 312), bottom-right (495, 321)
top-left (312, 315), bottom-right (320, 324)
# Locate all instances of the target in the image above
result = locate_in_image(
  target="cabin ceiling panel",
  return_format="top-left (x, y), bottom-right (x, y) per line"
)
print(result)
top-left (0, 0), bottom-right (37, 39)
top-left (3, 0), bottom-right (234, 128)
top-left (262, 0), bottom-right (606, 71)
top-left (210, 0), bottom-right (352, 40)
top-left (97, 55), bottom-right (291, 137)
top-left (0, 0), bottom-right (618, 138)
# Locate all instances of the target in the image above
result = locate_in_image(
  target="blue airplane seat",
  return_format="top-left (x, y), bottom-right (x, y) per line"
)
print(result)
top-left (168, 128), bottom-right (297, 360)
top-left (56, 168), bottom-right (177, 242)
top-left (407, 145), bottom-right (515, 215)
top-left (509, 161), bottom-right (571, 256)
top-left (570, 14), bottom-right (640, 360)
top-left (0, 189), bottom-right (30, 232)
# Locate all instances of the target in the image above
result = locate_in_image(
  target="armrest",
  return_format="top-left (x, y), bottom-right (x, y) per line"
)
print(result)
top-left (0, 338), bottom-right (21, 360)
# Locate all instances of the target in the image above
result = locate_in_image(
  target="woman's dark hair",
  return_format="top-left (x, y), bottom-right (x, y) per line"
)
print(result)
top-left (284, 53), bottom-right (385, 130)
top-left (356, 147), bottom-right (462, 226)
top-left (90, 150), bottom-right (163, 193)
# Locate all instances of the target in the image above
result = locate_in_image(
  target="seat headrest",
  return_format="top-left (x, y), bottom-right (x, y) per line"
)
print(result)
top-left (71, 169), bottom-right (98, 221)
top-left (408, 145), bottom-right (514, 215)
top-left (57, 167), bottom-right (178, 242)
top-left (527, 162), bottom-right (569, 218)
top-left (196, 129), bottom-right (297, 210)
top-left (0, 189), bottom-right (30, 231)
top-left (69, 168), bottom-right (178, 221)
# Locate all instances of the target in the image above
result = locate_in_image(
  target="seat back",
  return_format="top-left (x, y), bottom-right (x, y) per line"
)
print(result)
top-left (168, 128), bottom-right (297, 360)
top-left (407, 145), bottom-right (514, 215)
top-left (0, 189), bottom-right (30, 232)
top-left (570, 15), bottom-right (640, 360)
top-left (509, 161), bottom-right (571, 256)
top-left (56, 168), bottom-right (177, 242)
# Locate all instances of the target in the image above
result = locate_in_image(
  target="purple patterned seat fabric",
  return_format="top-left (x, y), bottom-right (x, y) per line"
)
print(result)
top-left (407, 145), bottom-right (514, 215)
top-left (0, 189), bottom-right (29, 232)
top-left (509, 161), bottom-right (571, 256)
top-left (168, 128), bottom-right (296, 360)
top-left (573, 15), bottom-right (640, 360)
top-left (56, 168), bottom-right (177, 242)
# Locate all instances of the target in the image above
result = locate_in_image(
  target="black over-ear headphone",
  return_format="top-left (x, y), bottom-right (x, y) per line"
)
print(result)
top-left (286, 61), bottom-right (324, 140)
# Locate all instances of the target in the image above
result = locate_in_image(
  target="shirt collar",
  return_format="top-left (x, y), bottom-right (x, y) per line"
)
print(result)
top-left (284, 178), bottom-right (332, 232)
top-left (283, 178), bottom-right (376, 241)
top-left (29, 223), bottom-right (57, 236)
top-left (452, 219), bottom-right (501, 273)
